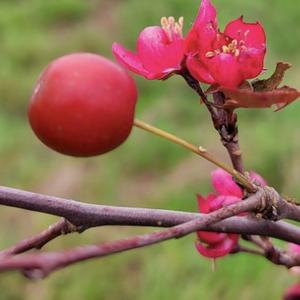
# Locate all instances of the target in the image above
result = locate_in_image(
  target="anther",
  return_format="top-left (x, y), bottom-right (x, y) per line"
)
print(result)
top-left (206, 51), bottom-right (215, 58)
top-left (234, 49), bottom-right (240, 57)
top-left (222, 45), bottom-right (230, 53)
top-left (161, 17), bottom-right (168, 28)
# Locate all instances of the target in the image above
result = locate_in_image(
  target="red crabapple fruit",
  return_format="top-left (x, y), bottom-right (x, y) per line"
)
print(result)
top-left (28, 53), bottom-right (137, 157)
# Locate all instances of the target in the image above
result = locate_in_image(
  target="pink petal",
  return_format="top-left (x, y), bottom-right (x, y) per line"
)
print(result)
top-left (197, 231), bottom-right (226, 245)
top-left (249, 171), bottom-right (267, 187)
top-left (197, 193), bottom-right (218, 213)
top-left (195, 234), bottom-right (239, 258)
top-left (137, 26), bottom-right (184, 75)
top-left (208, 53), bottom-right (245, 88)
top-left (224, 16), bottom-right (266, 49)
top-left (288, 243), bottom-right (300, 256)
top-left (186, 0), bottom-right (218, 54)
top-left (194, 0), bottom-right (217, 29)
top-left (186, 55), bottom-right (215, 84)
top-left (238, 47), bottom-right (266, 79)
top-left (211, 169), bottom-right (243, 198)
top-left (112, 42), bottom-right (151, 78)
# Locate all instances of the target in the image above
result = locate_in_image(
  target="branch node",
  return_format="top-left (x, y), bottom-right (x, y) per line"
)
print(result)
top-left (257, 187), bottom-right (281, 221)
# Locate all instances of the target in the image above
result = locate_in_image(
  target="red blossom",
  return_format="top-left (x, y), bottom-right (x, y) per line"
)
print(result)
top-left (112, 17), bottom-right (185, 80)
top-left (195, 169), bottom-right (266, 258)
top-left (287, 243), bottom-right (300, 276)
top-left (185, 0), bottom-right (266, 88)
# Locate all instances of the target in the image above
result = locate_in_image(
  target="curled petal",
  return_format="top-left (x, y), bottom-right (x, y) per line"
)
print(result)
top-left (194, 0), bottom-right (217, 29)
top-left (112, 43), bottom-right (151, 78)
top-left (224, 16), bottom-right (266, 49)
top-left (211, 169), bottom-right (243, 198)
top-left (192, 0), bottom-right (218, 52)
top-left (137, 26), bottom-right (184, 75)
top-left (195, 234), bottom-right (239, 258)
top-left (186, 55), bottom-right (215, 84)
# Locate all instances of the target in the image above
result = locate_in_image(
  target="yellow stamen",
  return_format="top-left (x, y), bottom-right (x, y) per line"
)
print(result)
top-left (160, 17), bottom-right (168, 28)
top-left (205, 51), bottom-right (215, 58)
top-left (160, 16), bottom-right (184, 40)
top-left (234, 49), bottom-right (240, 57)
top-left (178, 16), bottom-right (184, 27)
top-left (231, 39), bottom-right (238, 47)
top-left (222, 45), bottom-right (230, 53)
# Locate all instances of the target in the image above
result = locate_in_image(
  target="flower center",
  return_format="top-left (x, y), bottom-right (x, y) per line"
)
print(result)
top-left (205, 32), bottom-right (250, 59)
top-left (161, 16), bottom-right (184, 41)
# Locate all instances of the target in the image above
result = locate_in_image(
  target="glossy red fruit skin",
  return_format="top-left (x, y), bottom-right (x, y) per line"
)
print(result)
top-left (28, 53), bottom-right (137, 157)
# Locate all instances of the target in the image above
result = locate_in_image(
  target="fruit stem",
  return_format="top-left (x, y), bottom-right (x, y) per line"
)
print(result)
top-left (133, 119), bottom-right (255, 192)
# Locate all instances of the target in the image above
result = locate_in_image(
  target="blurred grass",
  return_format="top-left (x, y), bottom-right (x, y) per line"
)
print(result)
top-left (0, 0), bottom-right (300, 299)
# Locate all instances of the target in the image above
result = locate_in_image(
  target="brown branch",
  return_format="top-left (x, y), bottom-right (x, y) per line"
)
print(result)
top-left (212, 91), bottom-right (244, 173)
top-left (235, 241), bottom-right (300, 268)
top-left (180, 69), bottom-right (244, 173)
top-left (0, 192), bottom-right (263, 278)
top-left (0, 185), bottom-right (299, 247)
top-left (0, 184), bottom-right (299, 225)
top-left (0, 219), bottom-right (76, 257)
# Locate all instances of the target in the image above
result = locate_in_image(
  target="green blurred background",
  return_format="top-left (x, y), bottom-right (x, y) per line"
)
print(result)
top-left (0, 0), bottom-right (300, 299)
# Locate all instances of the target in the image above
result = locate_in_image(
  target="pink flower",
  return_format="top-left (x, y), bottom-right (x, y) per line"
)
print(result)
top-left (112, 17), bottom-right (185, 80)
top-left (289, 244), bottom-right (300, 256)
top-left (284, 283), bottom-right (300, 300)
top-left (195, 168), bottom-right (266, 258)
top-left (185, 0), bottom-right (266, 88)
top-left (288, 243), bottom-right (300, 276)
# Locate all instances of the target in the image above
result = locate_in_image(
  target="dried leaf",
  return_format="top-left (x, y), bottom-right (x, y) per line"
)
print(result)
top-left (211, 62), bottom-right (300, 110)
top-left (221, 86), bottom-right (300, 110)
top-left (252, 62), bottom-right (292, 92)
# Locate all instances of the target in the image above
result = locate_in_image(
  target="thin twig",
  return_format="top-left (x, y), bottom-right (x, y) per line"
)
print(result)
top-left (133, 119), bottom-right (254, 191)
top-left (0, 219), bottom-right (76, 257)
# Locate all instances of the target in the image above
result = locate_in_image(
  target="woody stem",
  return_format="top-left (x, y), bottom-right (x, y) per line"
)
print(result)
top-left (180, 68), bottom-right (244, 174)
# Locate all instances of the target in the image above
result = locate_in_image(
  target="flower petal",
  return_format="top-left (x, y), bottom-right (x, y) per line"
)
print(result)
top-left (224, 16), bottom-right (266, 49)
top-left (211, 169), bottom-right (243, 198)
top-left (288, 243), bottom-right (300, 256)
top-left (238, 47), bottom-right (265, 79)
top-left (112, 42), bottom-right (151, 78)
top-left (197, 231), bottom-right (226, 245)
top-left (186, 0), bottom-right (218, 54)
top-left (186, 55), bottom-right (215, 84)
top-left (208, 53), bottom-right (245, 88)
top-left (195, 234), bottom-right (239, 258)
top-left (197, 193), bottom-right (218, 213)
top-left (137, 26), bottom-right (184, 75)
